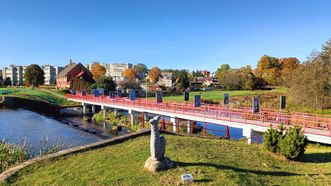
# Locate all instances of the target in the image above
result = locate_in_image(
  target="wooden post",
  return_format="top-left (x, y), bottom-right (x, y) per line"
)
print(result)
top-left (162, 115), bottom-right (165, 130)
top-left (226, 126), bottom-right (230, 139)
top-left (141, 112), bottom-right (145, 128)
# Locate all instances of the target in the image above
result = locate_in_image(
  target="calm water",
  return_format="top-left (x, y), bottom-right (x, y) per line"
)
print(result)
top-left (0, 108), bottom-right (102, 155)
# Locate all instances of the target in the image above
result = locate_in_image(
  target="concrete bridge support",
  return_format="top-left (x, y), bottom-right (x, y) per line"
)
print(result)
top-left (187, 121), bottom-right (192, 134)
top-left (114, 108), bottom-right (118, 117)
top-left (170, 117), bottom-right (177, 133)
top-left (243, 127), bottom-right (253, 145)
top-left (82, 103), bottom-right (87, 114)
top-left (92, 105), bottom-right (96, 114)
top-left (129, 109), bottom-right (135, 126)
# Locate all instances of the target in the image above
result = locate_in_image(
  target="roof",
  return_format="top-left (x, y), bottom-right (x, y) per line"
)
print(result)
top-left (57, 63), bottom-right (92, 78)
top-left (57, 63), bottom-right (78, 78)
top-left (75, 71), bottom-right (86, 78)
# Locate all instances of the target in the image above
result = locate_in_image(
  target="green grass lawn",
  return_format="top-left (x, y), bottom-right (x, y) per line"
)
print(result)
top-left (153, 88), bottom-right (287, 103)
top-left (0, 87), bottom-right (76, 106)
top-left (5, 135), bottom-right (331, 185)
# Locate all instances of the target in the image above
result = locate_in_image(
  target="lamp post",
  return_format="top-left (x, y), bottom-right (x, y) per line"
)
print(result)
top-left (145, 81), bottom-right (148, 107)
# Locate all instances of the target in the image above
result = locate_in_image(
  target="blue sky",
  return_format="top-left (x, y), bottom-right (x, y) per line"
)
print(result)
top-left (0, 0), bottom-right (330, 72)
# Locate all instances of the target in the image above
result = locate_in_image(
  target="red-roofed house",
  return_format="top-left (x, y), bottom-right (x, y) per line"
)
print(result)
top-left (56, 62), bottom-right (94, 89)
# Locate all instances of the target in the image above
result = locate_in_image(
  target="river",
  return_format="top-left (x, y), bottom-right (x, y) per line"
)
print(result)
top-left (0, 108), bottom-right (102, 156)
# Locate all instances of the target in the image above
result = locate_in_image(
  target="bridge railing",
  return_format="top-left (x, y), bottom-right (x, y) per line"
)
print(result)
top-left (66, 94), bottom-right (331, 137)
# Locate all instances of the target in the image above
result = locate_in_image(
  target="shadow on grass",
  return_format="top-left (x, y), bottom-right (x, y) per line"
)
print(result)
top-left (174, 161), bottom-right (331, 177)
top-left (300, 152), bottom-right (331, 163)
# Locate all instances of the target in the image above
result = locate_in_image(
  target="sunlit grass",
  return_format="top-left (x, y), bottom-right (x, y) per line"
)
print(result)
top-left (0, 87), bottom-right (76, 106)
top-left (5, 135), bottom-right (331, 185)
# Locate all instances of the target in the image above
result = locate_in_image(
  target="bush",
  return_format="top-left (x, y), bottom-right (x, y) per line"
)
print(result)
top-left (279, 127), bottom-right (307, 160)
top-left (263, 125), bottom-right (284, 153)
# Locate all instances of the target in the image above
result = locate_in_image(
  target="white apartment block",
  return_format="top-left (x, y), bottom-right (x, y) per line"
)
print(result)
top-left (2, 65), bottom-right (63, 85)
top-left (2, 65), bottom-right (25, 85)
top-left (42, 65), bottom-right (64, 85)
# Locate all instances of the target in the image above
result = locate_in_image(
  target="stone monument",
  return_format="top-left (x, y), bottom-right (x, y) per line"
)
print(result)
top-left (144, 115), bottom-right (174, 172)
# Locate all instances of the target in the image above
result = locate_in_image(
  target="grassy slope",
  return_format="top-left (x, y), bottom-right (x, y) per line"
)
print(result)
top-left (0, 87), bottom-right (76, 106)
top-left (5, 135), bottom-right (331, 185)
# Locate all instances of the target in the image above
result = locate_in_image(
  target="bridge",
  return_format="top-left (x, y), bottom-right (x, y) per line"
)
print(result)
top-left (66, 94), bottom-right (331, 145)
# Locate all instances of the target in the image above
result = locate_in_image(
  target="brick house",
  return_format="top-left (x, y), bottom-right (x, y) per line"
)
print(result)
top-left (56, 62), bottom-right (94, 89)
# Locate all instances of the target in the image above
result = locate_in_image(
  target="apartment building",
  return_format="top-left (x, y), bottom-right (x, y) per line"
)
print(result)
top-left (2, 65), bottom-right (25, 85)
top-left (42, 65), bottom-right (64, 85)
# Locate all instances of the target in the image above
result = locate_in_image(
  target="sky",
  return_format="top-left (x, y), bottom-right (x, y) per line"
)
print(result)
top-left (0, 0), bottom-right (330, 72)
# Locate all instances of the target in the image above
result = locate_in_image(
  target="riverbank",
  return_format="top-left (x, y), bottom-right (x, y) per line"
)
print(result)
top-left (4, 134), bottom-right (331, 185)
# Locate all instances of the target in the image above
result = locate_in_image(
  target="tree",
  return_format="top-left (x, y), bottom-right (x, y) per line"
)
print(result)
top-left (117, 80), bottom-right (140, 90)
top-left (279, 127), bottom-right (307, 160)
top-left (148, 67), bottom-right (161, 83)
top-left (216, 64), bottom-right (230, 85)
top-left (70, 77), bottom-right (91, 91)
top-left (256, 55), bottom-right (282, 85)
top-left (263, 125), bottom-right (284, 153)
top-left (91, 76), bottom-right (116, 93)
top-left (289, 39), bottom-right (331, 110)
top-left (133, 63), bottom-right (148, 80)
top-left (24, 64), bottom-right (45, 87)
top-left (4, 77), bottom-right (11, 86)
top-left (91, 63), bottom-right (106, 81)
top-left (122, 68), bottom-right (137, 81)
top-left (280, 57), bottom-right (300, 86)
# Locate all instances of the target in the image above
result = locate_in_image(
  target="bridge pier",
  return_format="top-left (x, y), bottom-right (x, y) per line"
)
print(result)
top-left (243, 127), bottom-right (253, 145)
top-left (129, 109), bottom-right (135, 126)
top-left (114, 108), bottom-right (118, 117)
top-left (82, 103), bottom-right (87, 114)
top-left (187, 121), bottom-right (192, 134)
top-left (92, 105), bottom-right (96, 114)
top-left (170, 117), bottom-right (177, 133)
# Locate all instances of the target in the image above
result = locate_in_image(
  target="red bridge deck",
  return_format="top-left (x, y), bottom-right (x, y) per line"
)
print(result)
top-left (66, 94), bottom-right (331, 138)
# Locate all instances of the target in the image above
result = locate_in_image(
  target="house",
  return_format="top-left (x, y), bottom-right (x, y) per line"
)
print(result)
top-left (56, 62), bottom-right (94, 89)
top-left (157, 72), bottom-right (175, 87)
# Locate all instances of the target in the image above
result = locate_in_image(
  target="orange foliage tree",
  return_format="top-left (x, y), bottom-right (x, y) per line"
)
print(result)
top-left (256, 55), bottom-right (282, 85)
top-left (148, 67), bottom-right (161, 83)
top-left (91, 63), bottom-right (106, 80)
top-left (122, 68), bottom-right (137, 81)
top-left (280, 57), bottom-right (300, 86)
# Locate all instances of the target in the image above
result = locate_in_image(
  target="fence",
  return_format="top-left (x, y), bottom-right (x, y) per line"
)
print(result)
top-left (66, 94), bottom-right (331, 137)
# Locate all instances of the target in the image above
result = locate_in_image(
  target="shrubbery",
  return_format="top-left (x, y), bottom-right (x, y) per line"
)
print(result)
top-left (263, 125), bottom-right (284, 153)
top-left (263, 125), bottom-right (307, 160)
top-left (0, 141), bottom-right (27, 172)
top-left (279, 127), bottom-right (308, 160)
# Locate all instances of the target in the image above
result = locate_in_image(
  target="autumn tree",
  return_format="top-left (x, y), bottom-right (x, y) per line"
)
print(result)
top-left (24, 64), bottom-right (45, 87)
top-left (91, 63), bottom-right (106, 81)
top-left (133, 63), bottom-right (148, 80)
top-left (289, 39), bottom-right (331, 110)
top-left (148, 67), bottom-right (161, 83)
top-left (255, 55), bottom-right (282, 85)
top-left (122, 68), bottom-right (137, 81)
top-left (279, 57), bottom-right (300, 86)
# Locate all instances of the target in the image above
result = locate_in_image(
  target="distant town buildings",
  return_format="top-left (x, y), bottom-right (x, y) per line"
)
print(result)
top-left (85, 63), bottom-right (133, 82)
top-left (2, 65), bottom-right (25, 85)
top-left (2, 64), bottom-right (63, 86)
top-left (56, 62), bottom-right (94, 89)
top-left (42, 65), bottom-right (64, 85)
